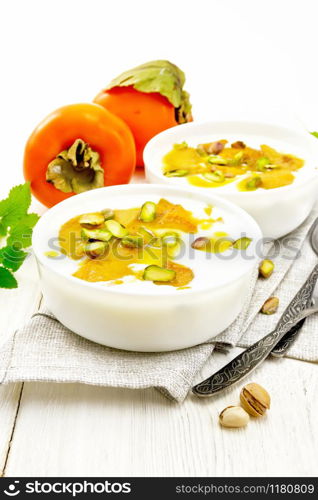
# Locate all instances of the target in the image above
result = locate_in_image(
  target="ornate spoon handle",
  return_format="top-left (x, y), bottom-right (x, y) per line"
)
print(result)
top-left (270, 318), bottom-right (306, 357)
top-left (192, 263), bottom-right (318, 397)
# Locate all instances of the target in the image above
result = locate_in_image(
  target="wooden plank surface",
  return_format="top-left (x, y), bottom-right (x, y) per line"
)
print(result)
top-left (0, 256), bottom-right (41, 475)
top-left (2, 349), bottom-right (317, 477)
top-left (0, 189), bottom-right (317, 477)
top-left (0, 384), bottom-right (23, 476)
top-left (1, 0), bottom-right (318, 479)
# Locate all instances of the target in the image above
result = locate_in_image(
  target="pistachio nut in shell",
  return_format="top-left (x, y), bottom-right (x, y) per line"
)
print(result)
top-left (240, 383), bottom-right (271, 417)
top-left (219, 406), bottom-right (250, 428)
top-left (261, 296), bottom-right (279, 315)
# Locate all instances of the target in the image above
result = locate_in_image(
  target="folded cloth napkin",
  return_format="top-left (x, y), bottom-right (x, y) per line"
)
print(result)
top-left (0, 210), bottom-right (317, 403)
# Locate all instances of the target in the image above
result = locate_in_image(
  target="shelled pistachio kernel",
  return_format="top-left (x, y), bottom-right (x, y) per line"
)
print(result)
top-left (232, 237), bottom-right (252, 250)
top-left (139, 201), bottom-right (156, 222)
top-left (173, 141), bottom-right (188, 150)
top-left (246, 176), bottom-right (262, 190)
top-left (203, 171), bottom-right (225, 183)
top-left (261, 296), bottom-right (279, 315)
top-left (121, 235), bottom-right (144, 248)
top-left (207, 141), bottom-right (225, 155)
top-left (81, 228), bottom-right (112, 242)
top-left (85, 241), bottom-right (108, 258)
top-left (259, 259), bottom-right (274, 279)
top-left (191, 237), bottom-right (210, 250)
top-left (207, 155), bottom-right (228, 165)
top-left (232, 151), bottom-right (244, 164)
top-left (240, 383), bottom-right (270, 417)
top-left (161, 231), bottom-right (180, 247)
top-left (105, 220), bottom-right (128, 238)
top-left (44, 251), bottom-right (60, 258)
top-left (231, 141), bottom-right (246, 149)
top-left (219, 406), bottom-right (250, 428)
top-left (256, 157), bottom-right (270, 171)
top-left (79, 213), bottom-right (105, 228)
top-left (139, 226), bottom-right (156, 245)
top-left (164, 169), bottom-right (189, 177)
top-left (143, 265), bottom-right (176, 282)
top-left (101, 208), bottom-right (115, 221)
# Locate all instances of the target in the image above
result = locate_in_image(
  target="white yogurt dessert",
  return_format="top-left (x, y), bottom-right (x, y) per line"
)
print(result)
top-left (33, 185), bottom-right (262, 351)
top-left (144, 121), bottom-right (318, 238)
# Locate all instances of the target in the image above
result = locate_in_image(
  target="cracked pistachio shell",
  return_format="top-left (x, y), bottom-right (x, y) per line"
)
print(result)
top-left (219, 406), bottom-right (250, 428)
top-left (261, 296), bottom-right (279, 315)
top-left (240, 383), bottom-right (271, 417)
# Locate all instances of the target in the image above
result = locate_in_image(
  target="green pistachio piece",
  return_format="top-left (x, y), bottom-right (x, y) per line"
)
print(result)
top-left (138, 226), bottom-right (156, 245)
top-left (256, 157), bottom-right (270, 171)
top-left (139, 201), bottom-right (156, 222)
top-left (121, 235), bottom-right (144, 248)
top-left (101, 208), bottom-right (115, 220)
top-left (81, 228), bottom-right (112, 242)
top-left (173, 142), bottom-right (188, 150)
top-left (143, 265), bottom-right (176, 282)
top-left (203, 171), bottom-right (225, 183)
top-left (105, 220), bottom-right (128, 238)
top-left (245, 177), bottom-right (262, 190)
top-left (259, 259), bottom-right (275, 278)
top-left (164, 169), bottom-right (189, 177)
top-left (44, 251), bottom-right (60, 259)
top-left (85, 241), bottom-right (108, 258)
top-left (231, 151), bottom-right (244, 165)
top-left (161, 231), bottom-right (180, 247)
top-left (207, 155), bottom-right (228, 165)
top-left (79, 213), bottom-right (105, 227)
top-left (233, 237), bottom-right (252, 250)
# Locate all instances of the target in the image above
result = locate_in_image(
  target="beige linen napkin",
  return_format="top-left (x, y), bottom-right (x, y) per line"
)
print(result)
top-left (0, 210), bottom-right (317, 402)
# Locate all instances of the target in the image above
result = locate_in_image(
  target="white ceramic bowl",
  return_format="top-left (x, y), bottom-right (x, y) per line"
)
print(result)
top-left (144, 120), bottom-right (318, 239)
top-left (32, 184), bottom-right (262, 352)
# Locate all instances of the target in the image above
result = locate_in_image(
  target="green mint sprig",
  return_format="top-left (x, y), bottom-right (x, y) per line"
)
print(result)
top-left (0, 183), bottom-right (39, 289)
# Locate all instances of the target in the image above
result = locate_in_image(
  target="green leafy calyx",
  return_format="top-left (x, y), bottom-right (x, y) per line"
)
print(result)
top-left (106, 60), bottom-right (193, 123)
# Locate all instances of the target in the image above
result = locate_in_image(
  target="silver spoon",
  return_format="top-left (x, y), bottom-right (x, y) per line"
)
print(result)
top-left (192, 217), bottom-right (318, 397)
top-left (270, 216), bottom-right (318, 356)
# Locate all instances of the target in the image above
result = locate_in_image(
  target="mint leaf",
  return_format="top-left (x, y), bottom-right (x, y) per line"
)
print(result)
top-left (7, 213), bottom-right (39, 249)
top-left (0, 183), bottom-right (32, 231)
top-left (18, 213), bottom-right (39, 228)
top-left (0, 267), bottom-right (18, 289)
top-left (7, 224), bottom-right (33, 248)
top-left (0, 246), bottom-right (28, 272)
top-left (0, 183), bottom-right (39, 289)
top-left (311, 132), bottom-right (318, 139)
top-left (0, 222), bottom-right (6, 237)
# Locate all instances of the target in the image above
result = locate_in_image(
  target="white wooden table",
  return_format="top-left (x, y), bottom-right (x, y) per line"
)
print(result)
top-left (0, 252), bottom-right (317, 477)
top-left (1, 0), bottom-right (318, 479)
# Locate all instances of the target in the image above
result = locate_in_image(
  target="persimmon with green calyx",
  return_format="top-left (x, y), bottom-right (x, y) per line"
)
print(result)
top-left (93, 60), bottom-right (193, 168)
top-left (24, 103), bottom-right (136, 208)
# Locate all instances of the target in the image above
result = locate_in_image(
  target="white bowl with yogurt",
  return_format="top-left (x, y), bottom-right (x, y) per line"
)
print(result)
top-left (32, 184), bottom-right (262, 352)
top-left (144, 120), bottom-right (318, 239)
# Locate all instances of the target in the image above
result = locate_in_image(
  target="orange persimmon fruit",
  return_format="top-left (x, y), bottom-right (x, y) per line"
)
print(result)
top-left (93, 60), bottom-right (193, 168)
top-left (24, 103), bottom-right (136, 207)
